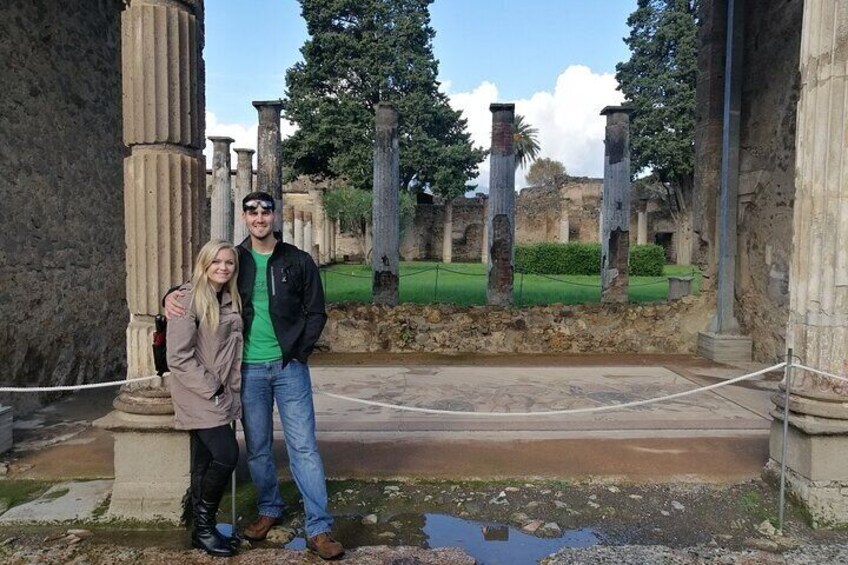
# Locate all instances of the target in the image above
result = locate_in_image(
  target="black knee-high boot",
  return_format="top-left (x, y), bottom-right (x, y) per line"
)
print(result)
top-left (192, 461), bottom-right (236, 557)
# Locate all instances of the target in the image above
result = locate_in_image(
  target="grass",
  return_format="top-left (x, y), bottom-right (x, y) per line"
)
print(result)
top-left (321, 262), bottom-right (701, 306)
top-left (0, 480), bottom-right (54, 510)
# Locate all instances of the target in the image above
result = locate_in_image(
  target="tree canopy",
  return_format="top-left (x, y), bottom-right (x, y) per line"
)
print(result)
top-left (615, 0), bottom-right (698, 190)
top-left (282, 0), bottom-right (486, 201)
top-left (526, 157), bottom-right (567, 188)
top-left (513, 114), bottom-right (540, 170)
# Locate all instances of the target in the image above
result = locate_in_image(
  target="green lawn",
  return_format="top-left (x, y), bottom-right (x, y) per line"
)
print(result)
top-left (321, 262), bottom-right (701, 306)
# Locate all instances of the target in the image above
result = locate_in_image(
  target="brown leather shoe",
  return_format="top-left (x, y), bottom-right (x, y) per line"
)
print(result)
top-left (306, 532), bottom-right (345, 560)
top-left (242, 515), bottom-right (283, 541)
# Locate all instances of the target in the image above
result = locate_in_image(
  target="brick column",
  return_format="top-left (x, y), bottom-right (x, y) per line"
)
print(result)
top-left (253, 99), bottom-right (283, 231)
top-left (486, 104), bottom-right (515, 306)
top-left (599, 106), bottom-right (633, 303)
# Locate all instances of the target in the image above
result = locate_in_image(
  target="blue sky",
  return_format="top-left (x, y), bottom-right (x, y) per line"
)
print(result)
top-left (204, 1), bottom-right (636, 187)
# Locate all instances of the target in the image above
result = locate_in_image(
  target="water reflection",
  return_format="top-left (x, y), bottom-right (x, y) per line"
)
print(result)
top-left (286, 512), bottom-right (601, 565)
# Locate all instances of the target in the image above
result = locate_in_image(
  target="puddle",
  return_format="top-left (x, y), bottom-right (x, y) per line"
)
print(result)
top-left (286, 513), bottom-right (601, 564)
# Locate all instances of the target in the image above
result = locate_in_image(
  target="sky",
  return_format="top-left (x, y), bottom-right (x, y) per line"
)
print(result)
top-left (204, 1), bottom-right (635, 191)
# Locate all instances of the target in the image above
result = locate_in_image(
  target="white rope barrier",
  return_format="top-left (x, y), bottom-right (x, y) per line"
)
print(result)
top-left (313, 362), bottom-right (788, 417)
top-left (0, 374), bottom-right (161, 393)
top-left (794, 364), bottom-right (848, 385)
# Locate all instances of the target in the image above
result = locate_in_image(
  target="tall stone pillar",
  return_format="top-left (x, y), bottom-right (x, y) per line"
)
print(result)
top-left (599, 106), bottom-right (634, 303)
top-left (233, 148), bottom-right (254, 244)
top-left (283, 205), bottom-right (295, 244)
top-left (309, 189), bottom-right (326, 264)
top-left (94, 0), bottom-right (205, 523)
top-left (294, 210), bottom-right (304, 249)
top-left (304, 212), bottom-right (314, 261)
top-left (209, 136), bottom-right (234, 242)
top-left (480, 199), bottom-right (489, 263)
top-left (637, 198), bottom-right (649, 245)
top-left (253, 99), bottom-right (283, 231)
top-left (442, 200), bottom-right (454, 263)
top-left (768, 0), bottom-right (848, 526)
top-left (559, 197), bottom-right (570, 243)
top-left (371, 102), bottom-right (400, 305)
top-left (486, 103), bottom-right (515, 306)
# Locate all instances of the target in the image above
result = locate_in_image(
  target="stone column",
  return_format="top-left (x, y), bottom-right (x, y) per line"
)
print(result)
top-left (309, 189), bottom-right (326, 264)
top-left (253, 99), bottom-right (283, 231)
top-left (304, 212), bottom-right (314, 261)
top-left (599, 106), bottom-right (634, 303)
top-left (442, 199), bottom-right (454, 263)
top-left (283, 205), bottom-right (295, 244)
top-left (480, 199), bottom-right (489, 263)
top-left (233, 148), bottom-right (254, 244)
top-left (371, 102), bottom-right (400, 305)
top-left (768, 0), bottom-right (848, 527)
top-left (208, 136), bottom-right (234, 242)
top-left (637, 198), bottom-right (649, 245)
top-left (294, 210), bottom-right (304, 249)
top-left (94, 0), bottom-right (205, 523)
top-left (559, 197), bottom-right (570, 243)
top-left (486, 103), bottom-right (515, 306)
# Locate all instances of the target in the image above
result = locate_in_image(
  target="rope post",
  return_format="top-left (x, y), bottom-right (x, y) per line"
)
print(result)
top-left (434, 264), bottom-right (440, 301)
top-left (778, 347), bottom-right (793, 535)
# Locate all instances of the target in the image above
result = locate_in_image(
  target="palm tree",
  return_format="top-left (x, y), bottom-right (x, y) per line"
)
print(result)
top-left (513, 114), bottom-right (540, 170)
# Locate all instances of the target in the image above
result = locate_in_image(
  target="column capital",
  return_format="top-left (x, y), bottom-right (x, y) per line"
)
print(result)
top-left (252, 99), bottom-right (284, 110)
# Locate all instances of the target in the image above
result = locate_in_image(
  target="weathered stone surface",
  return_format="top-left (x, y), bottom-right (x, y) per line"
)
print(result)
top-left (319, 294), bottom-right (715, 354)
top-left (0, 0), bottom-right (126, 415)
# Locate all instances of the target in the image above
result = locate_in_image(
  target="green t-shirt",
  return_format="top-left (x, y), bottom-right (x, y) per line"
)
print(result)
top-left (243, 249), bottom-right (284, 363)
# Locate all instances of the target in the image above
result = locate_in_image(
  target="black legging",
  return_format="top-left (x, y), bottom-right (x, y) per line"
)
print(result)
top-left (191, 424), bottom-right (239, 475)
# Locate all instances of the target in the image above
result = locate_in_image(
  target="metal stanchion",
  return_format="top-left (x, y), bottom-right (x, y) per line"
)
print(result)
top-left (778, 348), bottom-right (793, 534)
top-left (434, 264), bottom-right (440, 300)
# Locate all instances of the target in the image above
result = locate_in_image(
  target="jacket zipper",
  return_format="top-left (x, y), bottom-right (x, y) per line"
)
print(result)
top-left (270, 264), bottom-right (276, 296)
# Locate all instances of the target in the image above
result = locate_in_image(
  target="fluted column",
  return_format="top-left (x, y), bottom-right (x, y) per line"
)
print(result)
top-left (283, 205), bottom-right (295, 244)
top-left (309, 189), bottom-right (326, 264)
top-left (768, 0), bottom-right (848, 527)
top-left (637, 199), bottom-right (648, 245)
top-left (559, 197), bottom-right (570, 243)
top-left (304, 212), bottom-right (314, 261)
top-left (294, 210), bottom-right (304, 249)
top-left (253, 99), bottom-right (283, 231)
top-left (233, 148), bottom-right (254, 244)
top-left (95, 0), bottom-right (205, 524)
top-left (480, 199), bottom-right (489, 263)
top-left (442, 200), bottom-right (454, 263)
top-left (209, 136), bottom-right (234, 241)
top-left (487, 104), bottom-right (515, 306)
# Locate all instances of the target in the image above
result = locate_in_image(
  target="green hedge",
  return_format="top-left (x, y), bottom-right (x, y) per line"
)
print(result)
top-left (515, 242), bottom-right (666, 276)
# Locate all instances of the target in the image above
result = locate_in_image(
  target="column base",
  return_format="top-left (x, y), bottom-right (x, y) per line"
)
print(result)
top-left (697, 331), bottom-right (752, 363)
top-left (93, 406), bottom-right (189, 524)
top-left (767, 418), bottom-right (848, 527)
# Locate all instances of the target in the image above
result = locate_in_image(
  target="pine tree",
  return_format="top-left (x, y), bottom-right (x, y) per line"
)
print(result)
top-left (282, 0), bottom-right (485, 201)
top-left (616, 0), bottom-right (699, 264)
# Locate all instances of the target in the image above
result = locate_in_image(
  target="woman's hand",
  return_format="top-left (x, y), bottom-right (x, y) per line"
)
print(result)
top-left (164, 290), bottom-right (188, 319)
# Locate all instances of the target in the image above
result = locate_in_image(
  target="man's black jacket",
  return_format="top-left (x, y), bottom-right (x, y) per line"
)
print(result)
top-left (236, 237), bottom-right (327, 364)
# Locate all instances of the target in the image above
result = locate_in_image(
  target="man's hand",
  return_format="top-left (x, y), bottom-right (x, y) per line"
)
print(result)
top-left (164, 289), bottom-right (188, 320)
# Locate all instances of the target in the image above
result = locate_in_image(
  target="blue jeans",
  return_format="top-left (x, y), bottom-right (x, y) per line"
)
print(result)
top-left (241, 359), bottom-right (332, 538)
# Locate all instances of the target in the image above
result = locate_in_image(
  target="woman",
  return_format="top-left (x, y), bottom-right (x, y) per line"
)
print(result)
top-left (167, 240), bottom-right (243, 557)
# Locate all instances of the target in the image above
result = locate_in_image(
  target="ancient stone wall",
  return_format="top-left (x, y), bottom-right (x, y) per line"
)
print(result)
top-left (736, 0), bottom-right (801, 360)
top-left (319, 293), bottom-right (714, 354)
top-left (0, 1), bottom-right (125, 413)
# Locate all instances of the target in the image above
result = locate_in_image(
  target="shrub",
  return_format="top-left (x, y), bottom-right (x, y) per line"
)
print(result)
top-left (515, 242), bottom-right (666, 276)
top-left (629, 244), bottom-right (665, 276)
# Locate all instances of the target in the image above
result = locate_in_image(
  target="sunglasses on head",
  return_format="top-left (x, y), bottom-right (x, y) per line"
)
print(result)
top-left (243, 199), bottom-right (274, 211)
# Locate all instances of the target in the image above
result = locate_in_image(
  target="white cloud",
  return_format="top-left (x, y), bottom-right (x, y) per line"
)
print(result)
top-left (204, 111), bottom-right (297, 168)
top-left (447, 65), bottom-right (624, 192)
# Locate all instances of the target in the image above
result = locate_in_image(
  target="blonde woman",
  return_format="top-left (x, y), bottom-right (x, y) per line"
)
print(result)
top-left (167, 240), bottom-right (243, 557)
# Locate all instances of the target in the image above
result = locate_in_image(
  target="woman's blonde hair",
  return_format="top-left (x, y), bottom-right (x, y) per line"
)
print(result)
top-left (190, 240), bottom-right (242, 328)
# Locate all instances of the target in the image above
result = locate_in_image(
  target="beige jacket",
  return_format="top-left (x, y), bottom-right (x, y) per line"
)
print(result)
top-left (166, 284), bottom-right (243, 430)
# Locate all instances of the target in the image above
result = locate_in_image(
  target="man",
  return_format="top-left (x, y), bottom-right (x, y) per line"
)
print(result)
top-left (166, 191), bottom-right (343, 560)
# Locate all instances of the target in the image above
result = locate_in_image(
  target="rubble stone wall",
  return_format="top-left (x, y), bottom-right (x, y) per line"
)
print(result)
top-left (319, 293), bottom-right (715, 354)
top-left (0, 0), bottom-right (125, 413)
